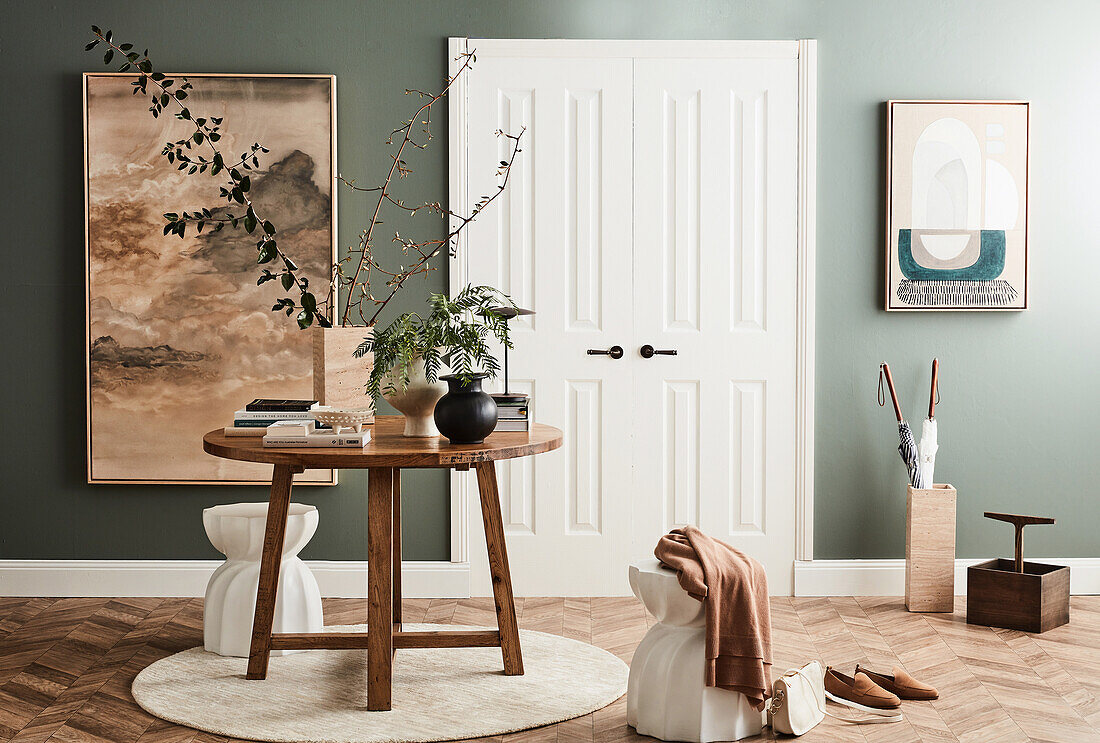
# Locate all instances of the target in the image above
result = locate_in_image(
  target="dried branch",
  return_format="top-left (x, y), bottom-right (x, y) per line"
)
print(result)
top-left (86, 27), bottom-right (524, 330)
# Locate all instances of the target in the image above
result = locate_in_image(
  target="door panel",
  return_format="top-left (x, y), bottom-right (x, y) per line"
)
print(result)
top-left (464, 57), bottom-right (635, 596)
top-left (460, 49), bottom-right (800, 596)
top-left (631, 59), bottom-right (799, 594)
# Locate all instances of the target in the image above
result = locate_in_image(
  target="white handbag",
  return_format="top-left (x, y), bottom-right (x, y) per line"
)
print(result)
top-left (767, 661), bottom-right (904, 735)
top-left (767, 661), bottom-right (827, 735)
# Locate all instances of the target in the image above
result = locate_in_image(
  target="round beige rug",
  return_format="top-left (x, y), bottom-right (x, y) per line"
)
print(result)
top-left (132, 624), bottom-right (628, 743)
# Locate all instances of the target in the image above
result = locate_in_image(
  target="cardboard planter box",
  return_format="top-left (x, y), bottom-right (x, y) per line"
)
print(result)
top-left (905, 484), bottom-right (956, 613)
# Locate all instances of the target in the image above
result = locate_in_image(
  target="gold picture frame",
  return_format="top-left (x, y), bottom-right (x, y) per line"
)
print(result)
top-left (886, 100), bottom-right (1030, 311)
top-left (84, 73), bottom-right (338, 484)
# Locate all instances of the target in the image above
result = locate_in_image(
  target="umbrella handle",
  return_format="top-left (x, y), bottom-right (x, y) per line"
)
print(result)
top-left (880, 363), bottom-right (903, 422)
top-left (928, 358), bottom-right (939, 419)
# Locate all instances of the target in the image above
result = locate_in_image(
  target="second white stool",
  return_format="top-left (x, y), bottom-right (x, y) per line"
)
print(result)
top-left (627, 558), bottom-right (763, 743)
top-left (202, 502), bottom-right (323, 657)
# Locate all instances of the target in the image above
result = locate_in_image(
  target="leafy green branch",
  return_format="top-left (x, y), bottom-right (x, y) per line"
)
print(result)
top-left (86, 26), bottom-right (330, 328)
top-left (85, 26), bottom-right (524, 332)
top-left (353, 285), bottom-right (515, 399)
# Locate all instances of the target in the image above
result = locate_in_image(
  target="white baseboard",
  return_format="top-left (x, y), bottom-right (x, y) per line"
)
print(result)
top-left (0, 560), bottom-right (470, 599)
top-left (794, 558), bottom-right (1100, 597)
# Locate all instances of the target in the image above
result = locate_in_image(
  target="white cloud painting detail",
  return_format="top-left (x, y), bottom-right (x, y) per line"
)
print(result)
top-left (84, 74), bottom-right (336, 483)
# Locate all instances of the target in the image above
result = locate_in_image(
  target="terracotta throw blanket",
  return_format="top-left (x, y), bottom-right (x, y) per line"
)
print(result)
top-left (655, 526), bottom-right (772, 710)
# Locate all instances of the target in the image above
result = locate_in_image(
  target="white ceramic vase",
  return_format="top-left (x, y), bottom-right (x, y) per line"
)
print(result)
top-left (381, 357), bottom-right (448, 437)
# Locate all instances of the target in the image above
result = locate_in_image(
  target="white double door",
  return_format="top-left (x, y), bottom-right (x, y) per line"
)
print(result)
top-left (456, 41), bottom-right (801, 596)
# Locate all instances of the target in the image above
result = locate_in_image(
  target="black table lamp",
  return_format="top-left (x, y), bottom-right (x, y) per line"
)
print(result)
top-left (488, 306), bottom-right (535, 396)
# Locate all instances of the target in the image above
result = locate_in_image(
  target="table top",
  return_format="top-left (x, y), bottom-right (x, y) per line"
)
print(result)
top-left (203, 415), bottom-right (563, 469)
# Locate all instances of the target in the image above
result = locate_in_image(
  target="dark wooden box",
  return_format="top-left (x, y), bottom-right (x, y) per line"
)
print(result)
top-left (967, 559), bottom-right (1070, 633)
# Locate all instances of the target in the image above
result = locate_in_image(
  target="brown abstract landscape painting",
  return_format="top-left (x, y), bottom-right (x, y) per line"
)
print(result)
top-left (85, 74), bottom-right (336, 484)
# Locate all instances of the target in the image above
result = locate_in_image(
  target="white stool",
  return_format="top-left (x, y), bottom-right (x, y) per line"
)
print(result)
top-left (202, 502), bottom-right (323, 657)
top-left (627, 558), bottom-right (763, 743)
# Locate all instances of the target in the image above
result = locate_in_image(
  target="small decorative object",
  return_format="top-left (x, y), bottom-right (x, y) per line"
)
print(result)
top-left (434, 374), bottom-right (498, 445)
top-left (905, 483), bottom-right (957, 613)
top-left (84, 27), bottom-right (523, 470)
top-left (312, 408), bottom-right (374, 434)
top-left (967, 512), bottom-right (1070, 633)
top-left (886, 100), bottom-right (1029, 310)
top-left (203, 502), bottom-right (322, 657)
top-left (486, 305), bottom-right (535, 395)
top-left (627, 559), bottom-right (762, 742)
top-left (357, 286), bottom-right (514, 439)
top-left (379, 358), bottom-right (448, 437)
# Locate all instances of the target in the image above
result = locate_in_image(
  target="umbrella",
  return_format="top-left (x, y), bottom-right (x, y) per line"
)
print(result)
top-left (917, 358), bottom-right (940, 489)
top-left (880, 362), bottom-right (920, 487)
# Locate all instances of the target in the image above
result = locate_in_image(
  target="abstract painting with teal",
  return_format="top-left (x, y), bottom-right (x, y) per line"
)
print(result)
top-left (890, 105), bottom-right (1026, 308)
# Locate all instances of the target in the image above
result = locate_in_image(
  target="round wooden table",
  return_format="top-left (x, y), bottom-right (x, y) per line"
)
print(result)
top-left (202, 416), bottom-right (562, 711)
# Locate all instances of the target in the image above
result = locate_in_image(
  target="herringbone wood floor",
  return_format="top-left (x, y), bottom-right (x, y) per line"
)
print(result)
top-left (0, 596), bottom-right (1098, 743)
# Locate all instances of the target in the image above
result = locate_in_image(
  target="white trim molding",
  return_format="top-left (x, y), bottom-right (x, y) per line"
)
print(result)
top-left (794, 558), bottom-right (1100, 597)
top-left (795, 39), bottom-right (817, 562)
top-left (448, 36), bottom-right (472, 568)
top-left (0, 560), bottom-right (470, 599)
top-left (453, 39), bottom-right (800, 59)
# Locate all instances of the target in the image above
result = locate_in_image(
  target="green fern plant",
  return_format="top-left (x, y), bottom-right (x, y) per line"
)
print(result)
top-left (354, 285), bottom-right (515, 399)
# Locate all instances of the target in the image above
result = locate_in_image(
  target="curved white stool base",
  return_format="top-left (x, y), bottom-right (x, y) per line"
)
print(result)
top-left (203, 503), bottom-right (323, 658)
top-left (627, 559), bottom-right (763, 743)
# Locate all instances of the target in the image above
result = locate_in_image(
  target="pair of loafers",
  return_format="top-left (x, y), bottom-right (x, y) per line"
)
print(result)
top-left (824, 665), bottom-right (939, 711)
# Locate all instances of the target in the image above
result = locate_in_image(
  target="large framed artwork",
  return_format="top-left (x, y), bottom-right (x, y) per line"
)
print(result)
top-left (84, 73), bottom-right (337, 484)
top-left (886, 100), bottom-right (1029, 311)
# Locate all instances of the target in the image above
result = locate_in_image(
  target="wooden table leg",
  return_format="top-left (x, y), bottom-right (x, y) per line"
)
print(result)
top-left (367, 467), bottom-right (394, 710)
top-left (393, 469), bottom-right (402, 628)
top-left (475, 460), bottom-right (524, 675)
top-left (246, 463), bottom-right (296, 680)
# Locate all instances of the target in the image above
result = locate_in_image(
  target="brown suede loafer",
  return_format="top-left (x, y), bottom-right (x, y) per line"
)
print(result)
top-left (824, 667), bottom-right (902, 709)
top-left (855, 664), bottom-right (939, 700)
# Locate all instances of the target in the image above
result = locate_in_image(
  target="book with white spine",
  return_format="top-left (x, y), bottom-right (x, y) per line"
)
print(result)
top-left (223, 426), bottom-right (267, 437)
top-left (263, 428), bottom-right (371, 448)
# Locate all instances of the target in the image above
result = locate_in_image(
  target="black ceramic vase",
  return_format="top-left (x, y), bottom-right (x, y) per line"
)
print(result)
top-left (434, 373), bottom-right (498, 444)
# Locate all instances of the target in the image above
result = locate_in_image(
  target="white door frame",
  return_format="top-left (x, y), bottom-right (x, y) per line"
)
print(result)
top-left (447, 37), bottom-right (817, 589)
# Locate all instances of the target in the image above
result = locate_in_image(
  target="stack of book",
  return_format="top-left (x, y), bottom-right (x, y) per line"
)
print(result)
top-left (492, 393), bottom-right (530, 433)
top-left (262, 420), bottom-right (371, 448)
top-left (224, 399), bottom-right (322, 437)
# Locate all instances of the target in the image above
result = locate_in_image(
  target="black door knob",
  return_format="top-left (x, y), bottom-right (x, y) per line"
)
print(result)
top-left (587, 345), bottom-right (624, 359)
top-left (640, 344), bottom-right (677, 359)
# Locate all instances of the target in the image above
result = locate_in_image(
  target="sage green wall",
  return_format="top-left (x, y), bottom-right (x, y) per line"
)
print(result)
top-left (2, 0), bottom-right (1098, 565)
